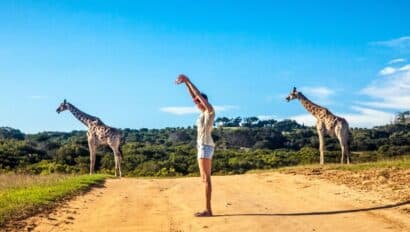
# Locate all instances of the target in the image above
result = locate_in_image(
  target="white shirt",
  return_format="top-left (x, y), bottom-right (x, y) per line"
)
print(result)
top-left (196, 110), bottom-right (215, 147)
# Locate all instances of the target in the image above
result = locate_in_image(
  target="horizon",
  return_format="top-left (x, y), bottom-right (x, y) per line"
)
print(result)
top-left (0, 113), bottom-right (401, 135)
top-left (1, 1), bottom-right (410, 133)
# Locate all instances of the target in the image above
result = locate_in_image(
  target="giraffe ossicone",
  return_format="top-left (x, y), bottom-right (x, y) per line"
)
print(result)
top-left (56, 100), bottom-right (123, 177)
top-left (286, 87), bottom-right (350, 164)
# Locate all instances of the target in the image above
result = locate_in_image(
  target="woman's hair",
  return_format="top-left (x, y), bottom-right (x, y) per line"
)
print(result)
top-left (200, 93), bottom-right (208, 101)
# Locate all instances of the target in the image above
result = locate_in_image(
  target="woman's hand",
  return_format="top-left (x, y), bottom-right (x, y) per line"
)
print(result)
top-left (175, 74), bottom-right (189, 85)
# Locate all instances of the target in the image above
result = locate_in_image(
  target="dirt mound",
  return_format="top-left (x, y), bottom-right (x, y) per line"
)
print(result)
top-left (281, 167), bottom-right (410, 213)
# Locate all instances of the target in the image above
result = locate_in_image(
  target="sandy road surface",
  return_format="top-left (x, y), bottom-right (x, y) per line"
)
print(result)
top-left (13, 173), bottom-right (410, 232)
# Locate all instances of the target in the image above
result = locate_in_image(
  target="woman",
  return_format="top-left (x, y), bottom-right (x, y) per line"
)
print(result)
top-left (176, 74), bottom-right (215, 217)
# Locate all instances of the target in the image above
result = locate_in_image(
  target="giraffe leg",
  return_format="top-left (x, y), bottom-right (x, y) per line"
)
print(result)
top-left (345, 142), bottom-right (350, 164)
top-left (336, 128), bottom-right (344, 164)
top-left (341, 140), bottom-right (350, 164)
top-left (336, 124), bottom-right (350, 164)
top-left (340, 141), bottom-right (345, 164)
top-left (114, 155), bottom-right (118, 177)
top-left (115, 154), bottom-right (122, 178)
top-left (110, 144), bottom-right (122, 178)
top-left (117, 146), bottom-right (122, 178)
top-left (88, 145), bottom-right (96, 175)
top-left (316, 124), bottom-right (325, 165)
top-left (343, 127), bottom-right (350, 164)
top-left (88, 136), bottom-right (97, 175)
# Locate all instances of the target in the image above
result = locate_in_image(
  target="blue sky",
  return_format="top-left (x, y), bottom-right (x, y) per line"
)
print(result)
top-left (0, 1), bottom-right (409, 133)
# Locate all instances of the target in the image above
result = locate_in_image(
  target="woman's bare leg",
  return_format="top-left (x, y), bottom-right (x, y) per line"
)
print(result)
top-left (197, 158), bottom-right (212, 216)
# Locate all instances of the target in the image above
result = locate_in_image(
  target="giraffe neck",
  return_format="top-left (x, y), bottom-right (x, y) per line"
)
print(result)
top-left (66, 103), bottom-right (101, 128)
top-left (297, 93), bottom-right (326, 117)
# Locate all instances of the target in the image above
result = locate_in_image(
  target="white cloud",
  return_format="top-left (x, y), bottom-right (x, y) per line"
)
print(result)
top-left (343, 107), bottom-right (395, 128)
top-left (379, 66), bottom-right (396, 76)
top-left (160, 105), bottom-right (238, 115)
top-left (289, 106), bottom-right (394, 128)
top-left (371, 36), bottom-right (410, 48)
top-left (299, 86), bottom-right (336, 105)
top-left (301, 86), bottom-right (335, 97)
top-left (160, 106), bottom-right (198, 115)
top-left (257, 115), bottom-right (277, 121)
top-left (388, 58), bottom-right (406, 64)
top-left (289, 114), bottom-right (316, 126)
top-left (360, 66), bottom-right (410, 110)
top-left (379, 64), bottom-right (410, 76)
top-left (399, 64), bottom-right (410, 71)
top-left (214, 105), bottom-right (239, 112)
top-left (29, 95), bottom-right (48, 100)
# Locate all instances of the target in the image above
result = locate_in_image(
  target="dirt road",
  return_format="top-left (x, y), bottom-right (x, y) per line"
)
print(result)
top-left (16, 173), bottom-right (410, 232)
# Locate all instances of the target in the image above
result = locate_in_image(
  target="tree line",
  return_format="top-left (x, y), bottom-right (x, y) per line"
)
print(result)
top-left (0, 114), bottom-right (409, 176)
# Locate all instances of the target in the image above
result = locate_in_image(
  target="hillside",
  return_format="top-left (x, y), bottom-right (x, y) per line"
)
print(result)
top-left (1, 118), bottom-right (410, 176)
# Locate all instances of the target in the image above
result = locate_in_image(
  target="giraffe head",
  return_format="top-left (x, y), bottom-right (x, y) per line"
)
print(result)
top-left (56, 99), bottom-right (69, 114)
top-left (286, 87), bottom-right (300, 102)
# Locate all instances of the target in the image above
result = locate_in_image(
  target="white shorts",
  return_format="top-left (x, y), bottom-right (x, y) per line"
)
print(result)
top-left (197, 145), bottom-right (215, 159)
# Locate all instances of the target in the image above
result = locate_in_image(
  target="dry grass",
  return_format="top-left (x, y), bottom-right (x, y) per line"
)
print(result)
top-left (0, 174), bottom-right (72, 191)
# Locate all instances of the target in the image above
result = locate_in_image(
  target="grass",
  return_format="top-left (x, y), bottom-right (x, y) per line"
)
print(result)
top-left (0, 174), bottom-right (107, 226)
top-left (0, 174), bottom-right (72, 191)
top-left (282, 156), bottom-right (410, 172)
top-left (247, 155), bottom-right (410, 174)
top-left (330, 156), bottom-right (410, 171)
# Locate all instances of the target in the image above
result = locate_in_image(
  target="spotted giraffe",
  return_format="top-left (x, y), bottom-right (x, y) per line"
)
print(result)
top-left (286, 87), bottom-right (350, 164)
top-left (56, 100), bottom-right (123, 177)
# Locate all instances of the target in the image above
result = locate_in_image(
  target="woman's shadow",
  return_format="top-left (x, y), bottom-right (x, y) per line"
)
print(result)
top-left (213, 201), bottom-right (409, 217)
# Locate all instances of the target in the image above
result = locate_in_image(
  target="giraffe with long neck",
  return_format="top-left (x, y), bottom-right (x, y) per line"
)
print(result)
top-left (286, 87), bottom-right (350, 164)
top-left (56, 100), bottom-right (123, 177)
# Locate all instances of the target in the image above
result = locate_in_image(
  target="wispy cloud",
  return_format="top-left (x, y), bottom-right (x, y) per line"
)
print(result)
top-left (29, 95), bottom-right (48, 100)
top-left (266, 93), bottom-right (292, 103)
top-left (379, 63), bottom-right (410, 76)
top-left (388, 58), bottom-right (406, 64)
top-left (360, 65), bottom-right (410, 110)
top-left (257, 115), bottom-right (277, 121)
top-left (289, 106), bottom-right (394, 128)
top-left (299, 86), bottom-right (336, 105)
top-left (399, 64), bottom-right (410, 71)
top-left (342, 107), bottom-right (395, 128)
top-left (214, 105), bottom-right (239, 112)
top-left (379, 66), bottom-right (396, 76)
top-left (160, 105), bottom-right (238, 115)
top-left (370, 36), bottom-right (410, 49)
top-left (301, 86), bottom-right (335, 97)
top-left (289, 114), bottom-right (316, 126)
top-left (160, 106), bottom-right (198, 115)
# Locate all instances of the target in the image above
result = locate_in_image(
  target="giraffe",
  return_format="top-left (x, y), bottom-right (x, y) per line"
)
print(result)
top-left (286, 87), bottom-right (350, 164)
top-left (56, 100), bottom-right (123, 177)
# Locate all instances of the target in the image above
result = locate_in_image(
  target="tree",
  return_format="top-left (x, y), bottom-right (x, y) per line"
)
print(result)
top-left (215, 117), bottom-right (230, 127)
top-left (395, 111), bottom-right (410, 124)
top-left (241, 117), bottom-right (259, 127)
top-left (0, 127), bottom-right (25, 140)
top-left (274, 120), bottom-right (304, 131)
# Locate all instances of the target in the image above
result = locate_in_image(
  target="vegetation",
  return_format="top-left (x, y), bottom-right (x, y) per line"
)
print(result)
top-left (0, 112), bottom-right (409, 177)
top-left (394, 111), bottom-right (410, 124)
top-left (332, 156), bottom-right (410, 171)
top-left (0, 174), bottom-right (106, 226)
top-left (274, 156), bottom-right (410, 173)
